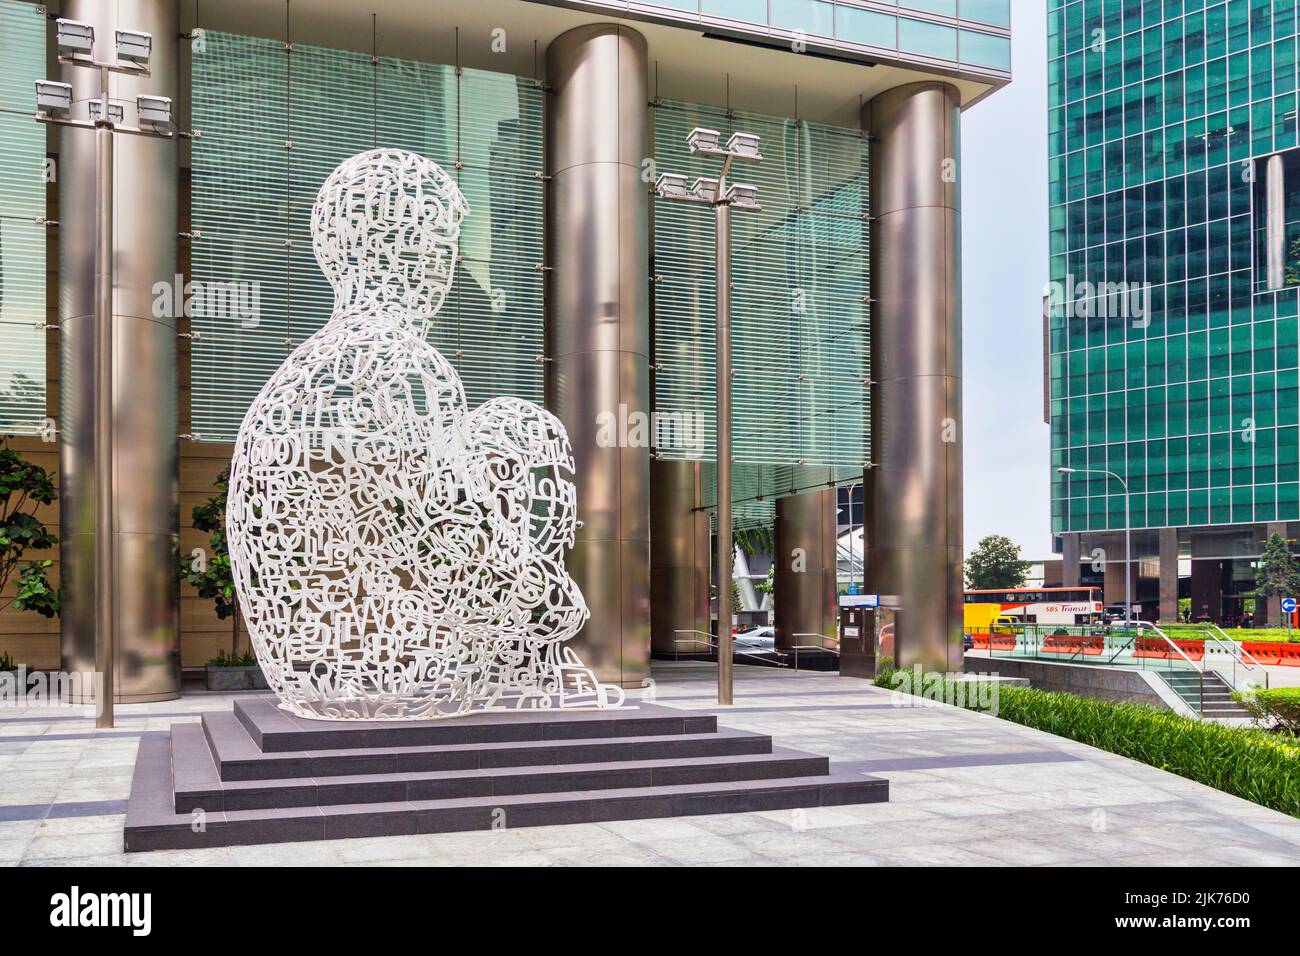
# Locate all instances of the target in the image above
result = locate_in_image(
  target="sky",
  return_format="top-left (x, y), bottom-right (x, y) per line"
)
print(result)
top-left (960, 0), bottom-right (1051, 559)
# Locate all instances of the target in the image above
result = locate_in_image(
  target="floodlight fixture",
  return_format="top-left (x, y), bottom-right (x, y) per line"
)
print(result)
top-left (35, 80), bottom-right (73, 114)
top-left (687, 126), bottom-right (721, 154)
top-left (136, 94), bottom-right (171, 126)
top-left (88, 98), bottom-right (125, 125)
top-left (723, 181), bottom-right (760, 209)
top-left (690, 177), bottom-right (719, 203)
top-left (1057, 467), bottom-right (1075, 474)
top-left (55, 19), bottom-right (95, 58)
top-left (115, 29), bottom-right (153, 66)
top-left (726, 131), bottom-right (763, 160)
top-left (655, 172), bottom-right (690, 200)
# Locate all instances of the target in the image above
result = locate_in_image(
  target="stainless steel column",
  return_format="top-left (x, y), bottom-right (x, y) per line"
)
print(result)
top-left (650, 459), bottom-right (710, 656)
top-left (862, 82), bottom-right (962, 674)
top-left (773, 489), bottom-right (838, 652)
top-left (546, 24), bottom-right (650, 687)
top-left (59, 0), bottom-right (180, 702)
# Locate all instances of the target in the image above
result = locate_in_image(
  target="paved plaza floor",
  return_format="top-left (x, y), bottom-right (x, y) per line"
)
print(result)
top-left (2, 661), bottom-right (1299, 866)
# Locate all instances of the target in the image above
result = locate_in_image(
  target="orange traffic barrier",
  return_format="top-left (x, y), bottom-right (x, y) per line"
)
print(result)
top-left (1040, 635), bottom-right (1104, 655)
top-left (1133, 637), bottom-right (1205, 660)
top-left (1241, 641), bottom-right (1283, 665)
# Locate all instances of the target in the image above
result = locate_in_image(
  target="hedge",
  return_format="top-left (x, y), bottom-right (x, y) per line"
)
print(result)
top-left (887, 675), bottom-right (1300, 818)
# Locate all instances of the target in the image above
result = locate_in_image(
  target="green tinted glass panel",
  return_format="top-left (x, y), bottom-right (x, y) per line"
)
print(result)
top-left (0, 0), bottom-right (47, 433)
top-left (190, 32), bottom-right (543, 441)
top-left (1048, 0), bottom-right (1300, 534)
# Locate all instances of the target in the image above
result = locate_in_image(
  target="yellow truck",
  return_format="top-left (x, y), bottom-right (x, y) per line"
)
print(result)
top-left (962, 602), bottom-right (1020, 635)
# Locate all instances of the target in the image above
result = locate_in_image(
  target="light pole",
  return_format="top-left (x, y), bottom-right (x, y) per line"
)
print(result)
top-left (655, 127), bottom-right (762, 705)
top-left (36, 19), bottom-right (181, 728)
top-left (1059, 466), bottom-right (1132, 627)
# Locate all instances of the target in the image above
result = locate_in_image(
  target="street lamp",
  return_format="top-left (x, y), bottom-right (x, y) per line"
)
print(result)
top-left (1058, 466), bottom-right (1132, 628)
top-left (656, 127), bottom-right (763, 706)
top-left (35, 19), bottom-right (183, 729)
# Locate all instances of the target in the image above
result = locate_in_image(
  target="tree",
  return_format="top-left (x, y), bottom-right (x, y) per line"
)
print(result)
top-left (964, 534), bottom-right (1031, 590)
top-left (0, 436), bottom-right (60, 619)
top-left (179, 466), bottom-right (243, 654)
top-left (1255, 532), bottom-right (1300, 632)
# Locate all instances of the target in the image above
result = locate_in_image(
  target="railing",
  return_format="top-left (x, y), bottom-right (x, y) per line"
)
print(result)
top-left (672, 629), bottom-right (789, 667)
top-left (671, 629), bottom-right (715, 661)
top-left (791, 632), bottom-right (839, 671)
top-left (1127, 621), bottom-right (1204, 716)
top-left (1200, 623), bottom-right (1269, 691)
top-left (977, 621), bottom-right (1206, 716)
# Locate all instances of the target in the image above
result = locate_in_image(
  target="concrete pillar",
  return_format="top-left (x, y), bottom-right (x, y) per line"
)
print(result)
top-left (1061, 532), bottom-right (1081, 587)
top-left (862, 82), bottom-right (963, 674)
top-left (59, 0), bottom-right (180, 702)
top-left (1103, 557), bottom-right (1138, 610)
top-left (773, 490), bottom-right (838, 651)
top-left (545, 25), bottom-right (651, 687)
top-left (649, 460), bottom-right (710, 655)
top-left (1158, 527), bottom-right (1179, 623)
top-left (1190, 559), bottom-right (1222, 623)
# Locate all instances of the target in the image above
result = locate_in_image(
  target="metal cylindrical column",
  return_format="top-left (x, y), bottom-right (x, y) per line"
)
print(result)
top-left (715, 197), bottom-right (733, 702)
top-left (862, 82), bottom-right (963, 674)
top-left (649, 459), bottom-right (710, 656)
top-left (773, 489), bottom-right (838, 652)
top-left (546, 24), bottom-right (650, 688)
top-left (59, 0), bottom-right (180, 703)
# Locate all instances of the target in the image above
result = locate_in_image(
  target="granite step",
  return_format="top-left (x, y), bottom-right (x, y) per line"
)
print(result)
top-left (232, 696), bottom-right (719, 753)
top-left (126, 735), bottom-right (887, 851)
top-left (172, 723), bottom-right (829, 813)
top-left (202, 711), bottom-right (774, 782)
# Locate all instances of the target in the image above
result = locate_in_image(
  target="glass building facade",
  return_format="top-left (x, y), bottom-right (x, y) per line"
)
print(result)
top-left (0, 0), bottom-right (46, 433)
top-left (555, 0), bottom-right (1012, 72)
top-left (1048, 0), bottom-right (1300, 536)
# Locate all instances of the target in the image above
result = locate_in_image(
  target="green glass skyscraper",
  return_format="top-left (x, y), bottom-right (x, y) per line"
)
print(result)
top-left (1049, 0), bottom-right (1300, 623)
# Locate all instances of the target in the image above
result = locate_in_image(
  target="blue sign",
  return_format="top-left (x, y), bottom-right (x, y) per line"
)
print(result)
top-left (839, 593), bottom-right (879, 608)
top-left (848, 583), bottom-right (858, 595)
top-left (1282, 597), bottom-right (1297, 614)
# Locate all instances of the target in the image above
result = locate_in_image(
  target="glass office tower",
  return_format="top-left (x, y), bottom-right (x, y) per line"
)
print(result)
top-left (1048, 0), bottom-right (1300, 623)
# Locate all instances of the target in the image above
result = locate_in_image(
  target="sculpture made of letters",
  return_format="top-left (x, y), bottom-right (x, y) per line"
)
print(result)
top-left (226, 148), bottom-right (623, 720)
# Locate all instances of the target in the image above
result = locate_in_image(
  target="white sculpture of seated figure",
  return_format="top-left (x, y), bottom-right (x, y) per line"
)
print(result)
top-left (225, 148), bottom-right (623, 720)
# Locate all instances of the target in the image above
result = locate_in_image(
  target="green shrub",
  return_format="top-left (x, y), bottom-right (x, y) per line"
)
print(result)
top-left (897, 675), bottom-right (1300, 819)
top-left (207, 648), bottom-right (258, 668)
top-left (0, 651), bottom-right (15, 672)
top-left (1234, 687), bottom-right (1300, 735)
top-left (873, 655), bottom-right (896, 688)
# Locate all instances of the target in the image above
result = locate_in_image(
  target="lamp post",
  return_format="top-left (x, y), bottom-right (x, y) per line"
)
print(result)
top-left (1059, 466), bottom-right (1132, 627)
top-left (655, 128), bottom-right (762, 705)
top-left (35, 19), bottom-right (181, 728)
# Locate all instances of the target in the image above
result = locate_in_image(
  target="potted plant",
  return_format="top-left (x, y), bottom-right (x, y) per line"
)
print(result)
top-left (180, 466), bottom-right (266, 691)
top-left (0, 436), bottom-right (61, 629)
top-left (203, 648), bottom-right (267, 691)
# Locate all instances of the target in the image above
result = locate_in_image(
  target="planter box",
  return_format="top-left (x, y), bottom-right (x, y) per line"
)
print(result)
top-left (205, 665), bottom-right (268, 691)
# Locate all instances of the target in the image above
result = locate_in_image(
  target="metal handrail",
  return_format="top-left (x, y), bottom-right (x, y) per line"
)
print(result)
top-left (1201, 625), bottom-right (1269, 690)
top-left (1139, 621), bottom-right (1203, 716)
top-left (671, 629), bottom-right (715, 662)
top-left (1206, 623), bottom-right (1267, 670)
top-left (672, 628), bottom-right (789, 667)
top-left (791, 632), bottom-right (839, 671)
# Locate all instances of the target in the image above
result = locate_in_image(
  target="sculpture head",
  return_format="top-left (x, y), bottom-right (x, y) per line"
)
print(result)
top-left (311, 148), bottom-right (469, 326)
